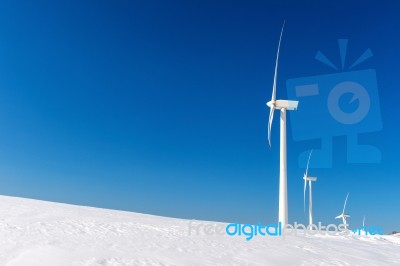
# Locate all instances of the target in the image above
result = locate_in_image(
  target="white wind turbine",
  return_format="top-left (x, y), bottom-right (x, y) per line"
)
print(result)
top-left (303, 150), bottom-right (317, 226)
top-left (335, 192), bottom-right (350, 228)
top-left (267, 21), bottom-right (299, 226)
top-left (362, 215), bottom-right (366, 232)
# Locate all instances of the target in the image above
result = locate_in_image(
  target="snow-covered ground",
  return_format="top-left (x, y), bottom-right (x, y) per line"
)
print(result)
top-left (0, 195), bottom-right (398, 266)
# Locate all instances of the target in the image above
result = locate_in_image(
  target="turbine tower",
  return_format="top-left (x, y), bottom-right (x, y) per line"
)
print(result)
top-left (267, 22), bottom-right (299, 226)
top-left (335, 192), bottom-right (350, 228)
top-left (303, 150), bottom-right (317, 226)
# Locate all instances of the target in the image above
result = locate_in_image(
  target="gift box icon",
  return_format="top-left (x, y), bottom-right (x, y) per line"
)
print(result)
top-left (286, 39), bottom-right (382, 168)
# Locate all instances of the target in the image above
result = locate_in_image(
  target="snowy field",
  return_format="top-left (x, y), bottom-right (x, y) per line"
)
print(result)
top-left (0, 195), bottom-right (399, 266)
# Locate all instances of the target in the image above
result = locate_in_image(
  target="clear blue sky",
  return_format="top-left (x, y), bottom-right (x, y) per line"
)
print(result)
top-left (0, 0), bottom-right (399, 232)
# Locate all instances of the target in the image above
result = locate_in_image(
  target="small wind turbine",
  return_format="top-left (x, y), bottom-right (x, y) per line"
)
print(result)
top-left (267, 21), bottom-right (299, 226)
top-left (335, 192), bottom-right (350, 228)
top-left (303, 150), bottom-right (317, 226)
top-left (362, 215), bottom-right (366, 233)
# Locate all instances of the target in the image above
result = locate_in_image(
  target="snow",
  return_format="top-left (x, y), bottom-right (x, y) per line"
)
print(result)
top-left (0, 195), bottom-right (399, 265)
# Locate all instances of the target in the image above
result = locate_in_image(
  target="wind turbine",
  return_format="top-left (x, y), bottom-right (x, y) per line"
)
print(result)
top-left (362, 215), bottom-right (366, 232)
top-left (303, 150), bottom-right (317, 226)
top-left (267, 21), bottom-right (299, 226)
top-left (335, 192), bottom-right (350, 228)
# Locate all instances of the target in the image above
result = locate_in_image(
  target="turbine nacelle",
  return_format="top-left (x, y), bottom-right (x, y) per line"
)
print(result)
top-left (304, 176), bottom-right (317, 182)
top-left (267, 100), bottom-right (299, 110)
top-left (335, 214), bottom-right (350, 219)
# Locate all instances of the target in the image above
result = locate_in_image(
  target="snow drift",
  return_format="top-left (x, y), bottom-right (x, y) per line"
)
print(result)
top-left (0, 195), bottom-right (398, 265)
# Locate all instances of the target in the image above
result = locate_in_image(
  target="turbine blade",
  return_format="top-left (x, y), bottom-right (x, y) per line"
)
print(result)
top-left (303, 176), bottom-right (307, 213)
top-left (342, 192), bottom-right (349, 214)
top-left (268, 106), bottom-right (275, 146)
top-left (305, 150), bottom-right (313, 176)
top-left (272, 21), bottom-right (285, 102)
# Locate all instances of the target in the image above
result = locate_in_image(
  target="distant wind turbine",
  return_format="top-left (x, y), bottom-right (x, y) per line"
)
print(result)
top-left (267, 21), bottom-right (299, 226)
top-left (335, 192), bottom-right (350, 228)
top-left (361, 215), bottom-right (366, 233)
top-left (303, 150), bottom-right (317, 226)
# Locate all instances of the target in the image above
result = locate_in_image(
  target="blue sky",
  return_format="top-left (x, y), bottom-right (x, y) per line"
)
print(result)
top-left (0, 0), bottom-right (399, 232)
